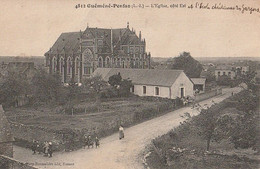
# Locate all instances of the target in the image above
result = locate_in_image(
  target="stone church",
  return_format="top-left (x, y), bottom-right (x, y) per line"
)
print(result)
top-left (45, 23), bottom-right (151, 83)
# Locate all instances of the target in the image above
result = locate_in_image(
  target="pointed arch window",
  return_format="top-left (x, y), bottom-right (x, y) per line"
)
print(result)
top-left (82, 48), bottom-right (94, 75)
top-left (52, 57), bottom-right (57, 73)
top-left (60, 57), bottom-right (64, 74)
top-left (136, 58), bottom-right (139, 68)
top-left (98, 57), bottom-right (103, 68)
top-left (106, 56), bottom-right (110, 68)
top-left (75, 57), bottom-right (80, 75)
top-left (67, 57), bottom-right (72, 75)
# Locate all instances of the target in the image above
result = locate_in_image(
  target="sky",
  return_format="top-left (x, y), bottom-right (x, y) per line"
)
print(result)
top-left (0, 0), bottom-right (260, 58)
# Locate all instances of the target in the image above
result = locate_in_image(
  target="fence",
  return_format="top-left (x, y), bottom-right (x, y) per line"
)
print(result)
top-left (194, 88), bottom-right (222, 102)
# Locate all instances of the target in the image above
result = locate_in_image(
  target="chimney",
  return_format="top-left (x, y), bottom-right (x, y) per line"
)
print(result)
top-left (139, 31), bottom-right (141, 40)
top-left (127, 22), bottom-right (129, 29)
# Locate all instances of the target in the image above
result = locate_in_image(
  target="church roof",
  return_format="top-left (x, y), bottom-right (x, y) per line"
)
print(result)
top-left (93, 68), bottom-right (185, 87)
top-left (45, 26), bottom-right (144, 56)
top-left (0, 105), bottom-right (14, 143)
top-left (46, 32), bottom-right (81, 55)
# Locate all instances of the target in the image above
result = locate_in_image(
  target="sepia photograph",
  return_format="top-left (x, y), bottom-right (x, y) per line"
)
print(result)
top-left (0, 0), bottom-right (259, 168)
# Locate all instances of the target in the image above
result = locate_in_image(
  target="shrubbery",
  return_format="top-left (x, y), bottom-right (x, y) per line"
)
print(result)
top-left (151, 88), bottom-right (260, 167)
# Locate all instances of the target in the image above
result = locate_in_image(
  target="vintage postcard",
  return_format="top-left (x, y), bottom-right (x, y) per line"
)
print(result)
top-left (0, 0), bottom-right (259, 168)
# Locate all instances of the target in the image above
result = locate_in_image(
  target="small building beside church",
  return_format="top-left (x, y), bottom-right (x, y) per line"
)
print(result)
top-left (45, 23), bottom-right (151, 84)
top-left (93, 68), bottom-right (194, 99)
top-left (191, 78), bottom-right (206, 93)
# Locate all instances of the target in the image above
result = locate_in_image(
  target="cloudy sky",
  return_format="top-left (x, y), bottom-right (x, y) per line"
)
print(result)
top-left (0, 0), bottom-right (259, 58)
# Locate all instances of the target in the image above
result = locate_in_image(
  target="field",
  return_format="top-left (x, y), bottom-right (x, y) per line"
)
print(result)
top-left (5, 96), bottom-right (180, 151)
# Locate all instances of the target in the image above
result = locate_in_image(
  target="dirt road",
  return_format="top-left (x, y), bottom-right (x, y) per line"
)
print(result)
top-left (13, 87), bottom-right (241, 169)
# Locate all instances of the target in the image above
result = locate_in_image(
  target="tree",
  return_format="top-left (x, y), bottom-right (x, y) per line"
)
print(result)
top-left (108, 73), bottom-right (122, 87)
top-left (217, 75), bottom-right (232, 86)
top-left (169, 52), bottom-right (203, 78)
top-left (192, 102), bottom-right (231, 151)
top-left (228, 89), bottom-right (260, 152)
top-left (0, 72), bottom-right (30, 107)
top-left (31, 69), bottom-right (63, 103)
top-left (108, 73), bottom-right (133, 97)
top-left (230, 110), bottom-right (260, 151)
top-left (118, 79), bottom-right (133, 97)
top-left (82, 75), bottom-right (107, 101)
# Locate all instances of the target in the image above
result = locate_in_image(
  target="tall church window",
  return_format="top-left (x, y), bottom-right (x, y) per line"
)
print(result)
top-left (106, 56), bottom-right (110, 68)
top-left (103, 57), bottom-right (106, 68)
top-left (75, 57), bottom-right (80, 75)
top-left (98, 57), bottom-right (103, 68)
top-left (133, 59), bottom-right (136, 68)
top-left (136, 58), bottom-right (139, 68)
top-left (60, 57), bottom-right (64, 74)
top-left (82, 48), bottom-right (93, 75)
top-left (52, 57), bottom-right (57, 73)
top-left (67, 57), bottom-right (72, 75)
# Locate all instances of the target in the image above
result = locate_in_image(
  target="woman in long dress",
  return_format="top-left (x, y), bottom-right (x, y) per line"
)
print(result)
top-left (119, 125), bottom-right (124, 140)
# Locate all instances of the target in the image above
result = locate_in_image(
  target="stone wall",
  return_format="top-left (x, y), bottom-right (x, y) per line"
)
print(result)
top-left (0, 142), bottom-right (13, 157)
top-left (0, 155), bottom-right (37, 169)
top-left (194, 88), bottom-right (222, 102)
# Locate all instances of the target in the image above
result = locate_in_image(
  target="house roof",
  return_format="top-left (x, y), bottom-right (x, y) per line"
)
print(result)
top-left (93, 68), bottom-right (184, 87)
top-left (191, 78), bottom-right (206, 85)
top-left (0, 105), bottom-right (14, 143)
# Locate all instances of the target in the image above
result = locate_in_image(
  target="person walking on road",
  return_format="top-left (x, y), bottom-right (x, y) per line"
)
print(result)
top-left (32, 140), bottom-right (37, 154)
top-left (119, 125), bottom-right (124, 140)
top-left (95, 136), bottom-right (100, 148)
top-left (43, 141), bottom-right (49, 157)
top-left (48, 142), bottom-right (53, 158)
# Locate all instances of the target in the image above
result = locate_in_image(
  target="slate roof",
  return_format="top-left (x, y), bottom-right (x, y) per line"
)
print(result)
top-left (45, 27), bottom-right (144, 56)
top-left (191, 78), bottom-right (206, 85)
top-left (0, 105), bottom-right (14, 143)
top-left (93, 68), bottom-right (184, 87)
top-left (46, 32), bottom-right (81, 55)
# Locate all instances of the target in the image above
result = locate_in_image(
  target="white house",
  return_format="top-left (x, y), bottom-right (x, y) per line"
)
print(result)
top-left (215, 65), bottom-right (236, 80)
top-left (93, 68), bottom-right (194, 99)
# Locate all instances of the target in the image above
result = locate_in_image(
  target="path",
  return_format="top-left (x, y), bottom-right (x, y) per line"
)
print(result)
top-left (13, 87), bottom-right (241, 169)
